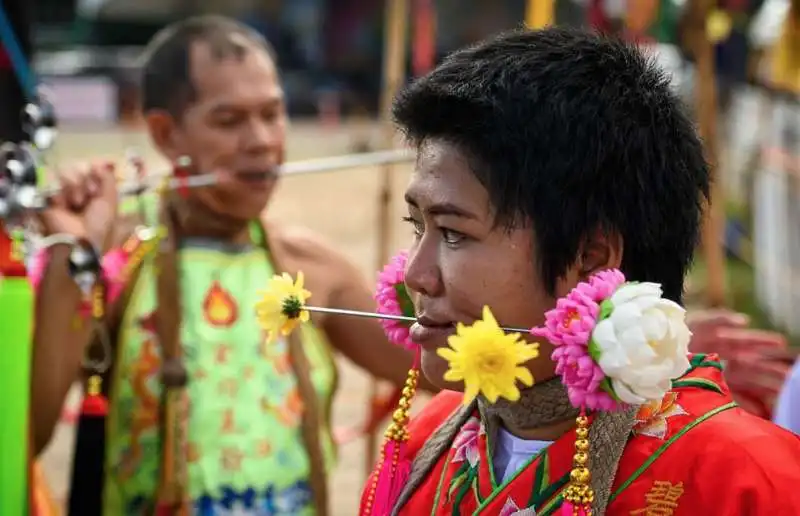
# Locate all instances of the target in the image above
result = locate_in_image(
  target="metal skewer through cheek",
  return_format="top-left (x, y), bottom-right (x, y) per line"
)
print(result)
top-left (39, 149), bottom-right (415, 200)
top-left (301, 305), bottom-right (531, 334)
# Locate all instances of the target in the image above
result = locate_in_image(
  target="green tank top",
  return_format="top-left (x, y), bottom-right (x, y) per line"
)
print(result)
top-left (102, 206), bottom-right (337, 514)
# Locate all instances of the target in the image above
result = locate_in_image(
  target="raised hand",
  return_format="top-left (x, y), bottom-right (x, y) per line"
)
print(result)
top-left (37, 159), bottom-right (120, 252)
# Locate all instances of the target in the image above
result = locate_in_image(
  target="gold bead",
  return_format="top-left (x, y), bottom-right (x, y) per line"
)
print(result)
top-left (87, 375), bottom-right (103, 396)
top-left (392, 408), bottom-right (408, 422)
top-left (575, 428), bottom-right (589, 440)
top-left (399, 398), bottom-right (411, 410)
top-left (576, 415), bottom-right (589, 427)
top-left (570, 467), bottom-right (591, 484)
top-left (573, 452), bottom-right (588, 466)
top-left (402, 387), bottom-right (414, 397)
top-left (575, 439), bottom-right (589, 452)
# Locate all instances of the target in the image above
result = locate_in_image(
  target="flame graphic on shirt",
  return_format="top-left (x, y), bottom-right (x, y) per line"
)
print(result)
top-left (202, 281), bottom-right (238, 327)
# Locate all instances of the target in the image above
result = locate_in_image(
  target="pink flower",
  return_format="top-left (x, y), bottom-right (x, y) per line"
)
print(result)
top-left (451, 417), bottom-right (481, 467)
top-left (102, 248), bottom-right (129, 304)
top-left (530, 268), bottom-right (627, 412)
top-left (587, 269), bottom-right (626, 301)
top-left (374, 250), bottom-right (417, 350)
top-left (532, 289), bottom-right (598, 347)
top-left (553, 344), bottom-right (620, 412)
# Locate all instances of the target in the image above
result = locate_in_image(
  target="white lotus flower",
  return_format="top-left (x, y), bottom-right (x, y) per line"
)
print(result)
top-left (592, 282), bottom-right (692, 405)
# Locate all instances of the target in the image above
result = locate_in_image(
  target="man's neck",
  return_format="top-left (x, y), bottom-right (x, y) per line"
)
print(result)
top-left (179, 223), bottom-right (252, 246)
top-left (502, 417), bottom-right (574, 441)
top-left (169, 195), bottom-right (254, 246)
top-left (478, 376), bottom-right (581, 443)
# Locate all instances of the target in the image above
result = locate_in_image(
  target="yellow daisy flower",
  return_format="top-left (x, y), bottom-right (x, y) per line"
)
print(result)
top-left (255, 271), bottom-right (312, 342)
top-left (437, 306), bottom-right (540, 405)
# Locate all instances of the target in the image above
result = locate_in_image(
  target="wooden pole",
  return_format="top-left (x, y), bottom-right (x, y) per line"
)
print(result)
top-left (366, 0), bottom-right (410, 477)
top-left (687, 0), bottom-right (727, 307)
top-left (525, 0), bottom-right (554, 29)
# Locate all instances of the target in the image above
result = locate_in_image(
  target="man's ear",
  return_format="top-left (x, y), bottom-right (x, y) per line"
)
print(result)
top-left (578, 228), bottom-right (623, 280)
top-left (144, 109), bottom-right (182, 161)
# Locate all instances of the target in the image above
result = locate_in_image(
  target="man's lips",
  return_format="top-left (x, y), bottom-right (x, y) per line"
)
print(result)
top-left (229, 169), bottom-right (278, 192)
top-left (410, 317), bottom-right (456, 345)
top-left (234, 169), bottom-right (278, 183)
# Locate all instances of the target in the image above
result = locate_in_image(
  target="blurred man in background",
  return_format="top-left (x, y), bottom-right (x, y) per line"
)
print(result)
top-left (30, 15), bottom-right (426, 515)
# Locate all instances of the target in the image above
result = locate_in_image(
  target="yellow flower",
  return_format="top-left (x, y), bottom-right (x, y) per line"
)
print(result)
top-left (438, 306), bottom-right (540, 405)
top-left (255, 272), bottom-right (312, 342)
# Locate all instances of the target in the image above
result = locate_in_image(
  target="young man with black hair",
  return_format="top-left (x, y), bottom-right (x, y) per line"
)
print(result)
top-left (361, 27), bottom-right (800, 515)
top-left (30, 15), bottom-right (426, 515)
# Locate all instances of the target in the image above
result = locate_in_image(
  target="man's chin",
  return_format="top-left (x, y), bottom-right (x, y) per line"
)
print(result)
top-left (420, 348), bottom-right (464, 393)
top-left (213, 193), bottom-right (272, 221)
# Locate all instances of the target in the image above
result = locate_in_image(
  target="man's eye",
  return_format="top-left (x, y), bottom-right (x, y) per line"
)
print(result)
top-left (402, 216), bottom-right (424, 237)
top-left (262, 109), bottom-right (281, 122)
top-left (214, 117), bottom-right (240, 128)
top-left (442, 229), bottom-right (465, 246)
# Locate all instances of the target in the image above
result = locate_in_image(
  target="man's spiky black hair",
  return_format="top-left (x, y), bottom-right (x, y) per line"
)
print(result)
top-left (139, 15), bottom-right (275, 117)
top-left (393, 27), bottom-right (709, 303)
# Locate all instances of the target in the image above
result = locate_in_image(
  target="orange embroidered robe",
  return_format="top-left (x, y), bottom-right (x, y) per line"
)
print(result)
top-left (361, 354), bottom-right (800, 515)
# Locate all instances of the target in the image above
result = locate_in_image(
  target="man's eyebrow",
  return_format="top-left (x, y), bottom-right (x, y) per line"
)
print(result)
top-left (404, 193), bottom-right (477, 219)
top-left (208, 95), bottom-right (284, 113)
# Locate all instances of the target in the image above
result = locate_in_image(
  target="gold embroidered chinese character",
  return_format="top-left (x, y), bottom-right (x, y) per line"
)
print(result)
top-left (630, 481), bottom-right (684, 515)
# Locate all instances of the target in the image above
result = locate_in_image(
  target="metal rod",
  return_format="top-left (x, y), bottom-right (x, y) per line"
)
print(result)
top-left (38, 148), bottom-right (414, 200)
top-left (280, 149), bottom-right (413, 176)
top-left (303, 305), bottom-right (531, 334)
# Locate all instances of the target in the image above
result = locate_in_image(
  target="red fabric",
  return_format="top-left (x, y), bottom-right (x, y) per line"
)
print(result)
top-left (360, 391), bottom-right (464, 512)
top-left (80, 394), bottom-right (108, 417)
top-left (0, 225), bottom-right (27, 277)
top-left (362, 354), bottom-right (800, 515)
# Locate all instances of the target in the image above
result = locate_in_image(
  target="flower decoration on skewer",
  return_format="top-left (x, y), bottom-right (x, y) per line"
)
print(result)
top-left (438, 306), bottom-right (540, 406)
top-left (255, 271), bottom-right (312, 343)
top-left (529, 269), bottom-right (692, 516)
top-left (374, 250), bottom-right (417, 349)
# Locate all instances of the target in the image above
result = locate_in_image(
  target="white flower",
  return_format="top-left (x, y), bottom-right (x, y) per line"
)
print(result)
top-left (592, 282), bottom-right (692, 405)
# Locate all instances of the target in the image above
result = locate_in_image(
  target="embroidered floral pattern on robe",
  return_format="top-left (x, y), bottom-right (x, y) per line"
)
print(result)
top-left (633, 392), bottom-right (689, 440)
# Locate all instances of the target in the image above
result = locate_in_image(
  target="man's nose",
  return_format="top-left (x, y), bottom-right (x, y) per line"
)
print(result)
top-left (242, 116), bottom-right (282, 152)
top-left (404, 239), bottom-right (443, 298)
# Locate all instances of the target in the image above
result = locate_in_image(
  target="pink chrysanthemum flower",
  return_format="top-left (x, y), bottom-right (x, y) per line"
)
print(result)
top-left (552, 344), bottom-right (620, 412)
top-left (531, 269), bottom-right (626, 412)
top-left (374, 250), bottom-right (417, 350)
top-left (587, 268), bottom-right (626, 301)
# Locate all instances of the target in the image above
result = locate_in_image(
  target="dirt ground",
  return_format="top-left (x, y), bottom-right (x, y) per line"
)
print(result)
top-left (36, 121), bottom-right (432, 515)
